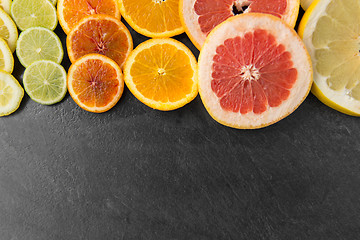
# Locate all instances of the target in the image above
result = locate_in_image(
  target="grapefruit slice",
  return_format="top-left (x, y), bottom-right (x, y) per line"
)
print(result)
top-left (67, 14), bottom-right (133, 69)
top-left (198, 13), bottom-right (312, 129)
top-left (67, 54), bottom-right (124, 113)
top-left (57, 0), bottom-right (120, 35)
top-left (180, 0), bottom-right (300, 49)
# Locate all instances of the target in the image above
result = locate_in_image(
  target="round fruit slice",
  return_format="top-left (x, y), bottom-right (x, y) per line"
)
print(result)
top-left (11, 0), bottom-right (58, 31)
top-left (180, 0), bottom-right (300, 49)
top-left (299, 0), bottom-right (360, 116)
top-left (16, 27), bottom-right (64, 68)
top-left (124, 38), bottom-right (198, 111)
top-left (0, 8), bottom-right (18, 52)
top-left (300, 0), bottom-right (313, 10)
top-left (0, 37), bottom-right (14, 73)
top-left (0, 0), bottom-right (11, 14)
top-left (67, 14), bottom-right (133, 69)
top-left (57, 0), bottom-right (120, 35)
top-left (23, 60), bottom-right (67, 105)
top-left (0, 71), bottom-right (24, 117)
top-left (119, 0), bottom-right (184, 38)
top-left (68, 54), bottom-right (124, 113)
top-left (198, 13), bottom-right (312, 129)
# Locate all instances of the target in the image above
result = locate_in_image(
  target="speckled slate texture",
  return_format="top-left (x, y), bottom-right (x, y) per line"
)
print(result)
top-left (1, 9), bottom-right (360, 240)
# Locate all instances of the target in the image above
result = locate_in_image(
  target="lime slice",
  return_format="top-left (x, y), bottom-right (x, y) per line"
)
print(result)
top-left (11, 0), bottom-right (58, 31)
top-left (0, 37), bottom-right (13, 73)
top-left (23, 60), bottom-right (67, 105)
top-left (0, 8), bottom-right (18, 52)
top-left (0, 71), bottom-right (24, 116)
top-left (0, 0), bottom-right (11, 14)
top-left (16, 27), bottom-right (64, 68)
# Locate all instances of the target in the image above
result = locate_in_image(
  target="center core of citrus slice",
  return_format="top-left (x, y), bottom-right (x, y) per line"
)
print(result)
top-left (211, 29), bottom-right (297, 114)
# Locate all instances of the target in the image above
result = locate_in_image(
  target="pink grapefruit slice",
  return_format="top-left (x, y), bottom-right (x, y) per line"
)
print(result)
top-left (198, 13), bottom-right (312, 129)
top-left (180, 0), bottom-right (300, 49)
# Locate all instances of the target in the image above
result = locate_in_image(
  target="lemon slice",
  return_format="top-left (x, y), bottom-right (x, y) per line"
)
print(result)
top-left (23, 60), bottom-right (67, 105)
top-left (299, 0), bottom-right (360, 116)
top-left (0, 8), bottom-right (18, 52)
top-left (0, 0), bottom-right (11, 14)
top-left (0, 37), bottom-right (13, 73)
top-left (48, 0), bottom-right (57, 5)
top-left (11, 0), bottom-right (58, 31)
top-left (0, 71), bottom-right (24, 117)
top-left (16, 27), bottom-right (64, 68)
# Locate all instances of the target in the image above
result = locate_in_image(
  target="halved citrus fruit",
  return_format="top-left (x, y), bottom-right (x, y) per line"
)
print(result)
top-left (119, 0), bottom-right (184, 38)
top-left (299, 0), bottom-right (360, 116)
top-left (180, 0), bottom-right (300, 49)
top-left (67, 54), bottom-right (124, 113)
top-left (123, 38), bottom-right (198, 111)
top-left (67, 14), bottom-right (133, 69)
top-left (57, 0), bottom-right (120, 35)
top-left (198, 13), bottom-right (312, 129)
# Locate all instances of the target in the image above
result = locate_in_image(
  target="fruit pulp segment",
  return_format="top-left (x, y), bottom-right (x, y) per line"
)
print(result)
top-left (130, 44), bottom-right (194, 103)
top-left (211, 29), bottom-right (297, 114)
top-left (0, 79), bottom-right (12, 106)
top-left (194, 0), bottom-right (287, 35)
top-left (70, 18), bottom-right (130, 67)
top-left (311, 0), bottom-right (360, 100)
top-left (63, 0), bottom-right (119, 31)
top-left (121, 0), bottom-right (181, 33)
top-left (72, 59), bottom-right (119, 108)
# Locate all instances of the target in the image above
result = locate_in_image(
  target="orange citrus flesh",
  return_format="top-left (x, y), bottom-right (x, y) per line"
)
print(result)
top-left (57, 0), bottom-right (120, 34)
top-left (67, 54), bottom-right (124, 113)
top-left (119, 0), bottom-right (184, 38)
top-left (124, 38), bottom-right (198, 111)
top-left (67, 14), bottom-right (133, 69)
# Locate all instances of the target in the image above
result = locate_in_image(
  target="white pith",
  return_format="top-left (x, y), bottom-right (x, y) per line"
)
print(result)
top-left (198, 14), bottom-right (312, 129)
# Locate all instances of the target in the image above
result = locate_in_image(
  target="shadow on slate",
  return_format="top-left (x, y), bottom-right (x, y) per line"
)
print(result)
top-left (1, 7), bottom-right (360, 240)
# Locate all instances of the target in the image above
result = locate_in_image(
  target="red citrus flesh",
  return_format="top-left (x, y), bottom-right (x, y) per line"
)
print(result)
top-left (195, 0), bottom-right (287, 35)
top-left (211, 29), bottom-right (297, 114)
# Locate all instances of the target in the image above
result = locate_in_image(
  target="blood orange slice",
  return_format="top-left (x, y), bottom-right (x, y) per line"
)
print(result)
top-left (67, 14), bottom-right (133, 69)
top-left (198, 13), bottom-right (312, 129)
top-left (67, 54), bottom-right (124, 113)
top-left (57, 0), bottom-right (120, 35)
top-left (180, 0), bottom-right (300, 49)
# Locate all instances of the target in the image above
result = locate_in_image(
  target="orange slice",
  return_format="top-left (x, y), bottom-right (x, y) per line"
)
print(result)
top-left (198, 13), bottom-right (312, 129)
top-left (57, 0), bottom-right (120, 35)
top-left (67, 54), bottom-right (124, 113)
top-left (119, 0), bottom-right (184, 38)
top-left (180, 0), bottom-right (300, 49)
top-left (67, 14), bottom-right (133, 69)
top-left (123, 38), bottom-right (198, 111)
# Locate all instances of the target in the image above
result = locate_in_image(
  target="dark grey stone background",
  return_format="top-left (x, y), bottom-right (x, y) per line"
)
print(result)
top-left (1, 9), bottom-right (360, 240)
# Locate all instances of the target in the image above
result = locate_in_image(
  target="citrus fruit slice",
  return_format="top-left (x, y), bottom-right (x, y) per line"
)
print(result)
top-left (57, 0), bottom-right (120, 35)
top-left (119, 0), bottom-right (184, 38)
top-left (67, 14), bottom-right (133, 69)
top-left (67, 54), bottom-right (124, 113)
top-left (16, 27), bottom-right (64, 68)
top-left (300, 0), bottom-right (313, 10)
top-left (23, 60), bottom-right (67, 105)
top-left (11, 0), bottom-right (58, 31)
top-left (198, 13), bottom-right (312, 129)
top-left (0, 71), bottom-right (24, 117)
top-left (0, 0), bottom-right (11, 14)
top-left (0, 8), bottom-right (18, 52)
top-left (124, 38), bottom-right (198, 111)
top-left (0, 37), bottom-right (14, 73)
top-left (180, 0), bottom-right (300, 49)
top-left (299, 0), bottom-right (360, 116)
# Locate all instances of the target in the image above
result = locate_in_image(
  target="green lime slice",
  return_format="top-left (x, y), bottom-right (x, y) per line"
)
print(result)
top-left (16, 27), bottom-right (64, 68)
top-left (11, 0), bottom-right (57, 31)
top-left (0, 70), bottom-right (24, 116)
top-left (23, 60), bottom-right (67, 105)
top-left (0, 8), bottom-right (18, 52)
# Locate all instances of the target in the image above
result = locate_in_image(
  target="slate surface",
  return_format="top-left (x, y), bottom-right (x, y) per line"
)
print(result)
top-left (1, 9), bottom-right (360, 240)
